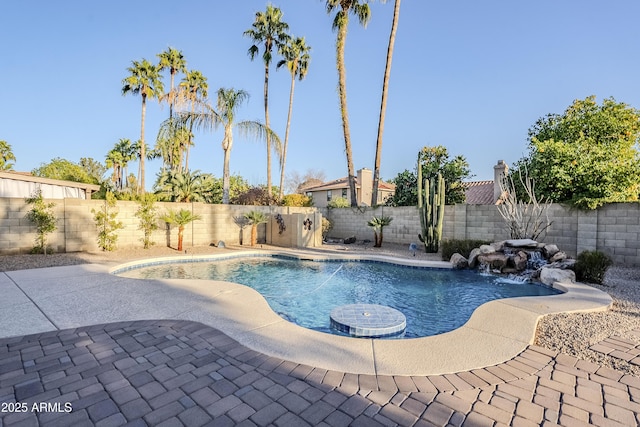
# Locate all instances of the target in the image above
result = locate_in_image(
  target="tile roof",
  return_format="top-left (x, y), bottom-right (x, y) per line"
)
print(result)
top-left (463, 180), bottom-right (495, 205)
top-left (304, 176), bottom-right (395, 192)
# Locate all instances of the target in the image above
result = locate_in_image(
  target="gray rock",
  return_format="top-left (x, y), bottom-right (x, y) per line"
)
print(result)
top-left (550, 251), bottom-right (567, 263)
top-left (505, 239), bottom-right (538, 248)
top-left (468, 248), bottom-right (481, 268)
top-left (491, 241), bottom-right (506, 252)
top-left (542, 244), bottom-right (560, 259)
top-left (540, 267), bottom-right (575, 286)
top-left (343, 236), bottom-right (356, 244)
top-left (478, 253), bottom-right (508, 272)
top-left (450, 253), bottom-right (469, 269)
top-left (510, 250), bottom-right (528, 271)
top-left (548, 259), bottom-right (576, 270)
top-left (479, 244), bottom-right (496, 254)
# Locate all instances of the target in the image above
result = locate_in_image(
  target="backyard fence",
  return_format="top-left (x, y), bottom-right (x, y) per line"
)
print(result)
top-left (321, 203), bottom-right (640, 266)
top-left (1, 197), bottom-right (638, 266)
top-left (0, 198), bottom-right (319, 255)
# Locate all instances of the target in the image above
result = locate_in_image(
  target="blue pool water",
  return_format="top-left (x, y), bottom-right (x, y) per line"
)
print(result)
top-left (119, 256), bottom-right (561, 338)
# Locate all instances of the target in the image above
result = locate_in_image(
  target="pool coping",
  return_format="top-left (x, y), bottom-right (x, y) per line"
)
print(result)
top-left (104, 248), bottom-right (613, 376)
top-left (0, 248), bottom-right (614, 377)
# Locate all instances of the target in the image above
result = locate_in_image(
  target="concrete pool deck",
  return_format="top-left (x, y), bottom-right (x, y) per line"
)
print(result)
top-left (2, 249), bottom-right (639, 426)
top-left (1, 249), bottom-right (613, 376)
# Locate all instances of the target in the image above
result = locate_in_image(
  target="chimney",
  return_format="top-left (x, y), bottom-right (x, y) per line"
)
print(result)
top-left (493, 160), bottom-right (508, 203)
top-left (357, 168), bottom-right (373, 206)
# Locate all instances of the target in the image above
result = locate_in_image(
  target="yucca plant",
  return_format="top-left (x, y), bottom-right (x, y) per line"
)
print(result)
top-left (160, 208), bottom-right (201, 251)
top-left (367, 215), bottom-right (393, 248)
top-left (244, 210), bottom-right (269, 246)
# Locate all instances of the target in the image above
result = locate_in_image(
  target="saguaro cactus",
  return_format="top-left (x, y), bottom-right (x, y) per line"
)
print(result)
top-left (417, 166), bottom-right (445, 253)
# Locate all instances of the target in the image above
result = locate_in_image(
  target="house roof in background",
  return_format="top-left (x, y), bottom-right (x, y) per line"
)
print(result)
top-left (463, 180), bottom-right (494, 205)
top-left (303, 176), bottom-right (396, 192)
top-left (0, 171), bottom-right (100, 191)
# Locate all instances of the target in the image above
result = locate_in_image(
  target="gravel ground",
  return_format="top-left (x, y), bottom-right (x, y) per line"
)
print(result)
top-left (1, 243), bottom-right (639, 375)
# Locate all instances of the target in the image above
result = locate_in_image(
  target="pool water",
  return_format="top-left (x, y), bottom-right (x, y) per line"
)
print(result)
top-left (120, 257), bottom-right (561, 338)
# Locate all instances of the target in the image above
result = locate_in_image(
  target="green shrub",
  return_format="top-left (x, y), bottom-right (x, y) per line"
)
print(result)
top-left (282, 194), bottom-right (313, 207)
top-left (441, 239), bottom-right (491, 261)
top-left (575, 250), bottom-right (613, 284)
top-left (92, 191), bottom-right (124, 251)
top-left (322, 217), bottom-right (333, 239)
top-left (25, 189), bottom-right (57, 254)
top-left (327, 197), bottom-right (349, 208)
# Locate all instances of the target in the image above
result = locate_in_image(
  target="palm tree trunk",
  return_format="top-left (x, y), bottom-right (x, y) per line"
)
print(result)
top-left (264, 63), bottom-right (272, 202)
top-left (185, 102), bottom-right (195, 173)
top-left (278, 70), bottom-right (297, 201)
top-left (177, 225), bottom-right (184, 251)
top-left (222, 126), bottom-right (233, 204)
top-left (139, 95), bottom-right (147, 194)
top-left (251, 224), bottom-right (257, 246)
top-left (336, 18), bottom-right (357, 207)
top-left (372, 0), bottom-right (401, 207)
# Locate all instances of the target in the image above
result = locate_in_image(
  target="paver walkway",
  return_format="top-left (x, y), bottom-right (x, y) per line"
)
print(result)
top-left (590, 329), bottom-right (640, 366)
top-left (1, 320), bottom-right (638, 427)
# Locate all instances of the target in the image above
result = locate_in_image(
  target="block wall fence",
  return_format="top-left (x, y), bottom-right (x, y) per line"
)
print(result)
top-left (1, 197), bottom-right (638, 266)
top-left (0, 198), bottom-right (318, 255)
top-left (320, 203), bottom-right (640, 266)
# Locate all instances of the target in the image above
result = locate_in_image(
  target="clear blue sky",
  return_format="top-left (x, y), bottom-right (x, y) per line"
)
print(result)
top-left (2, 1), bottom-right (639, 188)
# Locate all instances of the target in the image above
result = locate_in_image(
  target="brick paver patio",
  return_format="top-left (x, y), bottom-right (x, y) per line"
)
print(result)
top-left (1, 320), bottom-right (638, 426)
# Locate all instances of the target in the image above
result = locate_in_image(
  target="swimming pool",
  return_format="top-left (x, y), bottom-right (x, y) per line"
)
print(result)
top-left (118, 255), bottom-right (562, 338)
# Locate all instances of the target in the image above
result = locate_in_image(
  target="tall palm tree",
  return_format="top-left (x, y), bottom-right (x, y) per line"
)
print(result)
top-left (0, 140), bottom-right (16, 170)
top-left (155, 120), bottom-right (192, 172)
top-left (244, 5), bottom-right (290, 201)
top-left (372, 0), bottom-right (401, 206)
top-left (115, 138), bottom-right (136, 189)
top-left (105, 149), bottom-right (123, 189)
top-left (179, 88), bottom-right (281, 204)
top-left (276, 36), bottom-right (311, 201)
top-left (122, 59), bottom-right (164, 193)
top-left (157, 47), bottom-right (187, 120)
top-left (154, 169), bottom-right (214, 203)
top-left (179, 70), bottom-right (209, 172)
top-left (326, 0), bottom-right (371, 207)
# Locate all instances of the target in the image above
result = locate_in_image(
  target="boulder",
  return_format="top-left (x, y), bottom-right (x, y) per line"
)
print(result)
top-left (343, 236), bottom-right (356, 244)
top-left (548, 259), bottom-right (576, 270)
top-left (450, 253), bottom-right (469, 269)
top-left (542, 244), bottom-right (560, 259)
top-left (505, 239), bottom-right (538, 248)
top-left (549, 251), bottom-right (567, 263)
top-left (479, 244), bottom-right (496, 254)
top-left (468, 248), bottom-right (481, 268)
top-left (510, 250), bottom-right (528, 271)
top-left (491, 241), bottom-right (506, 252)
top-left (539, 267), bottom-right (575, 286)
top-left (477, 253), bottom-right (508, 272)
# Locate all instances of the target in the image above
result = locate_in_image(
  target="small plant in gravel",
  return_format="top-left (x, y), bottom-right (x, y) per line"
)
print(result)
top-left (575, 250), bottom-right (613, 285)
top-left (367, 216), bottom-right (393, 248)
top-left (92, 191), bottom-right (124, 251)
top-left (135, 193), bottom-right (159, 249)
top-left (244, 210), bottom-right (269, 246)
top-left (24, 189), bottom-right (57, 254)
top-left (161, 209), bottom-right (201, 251)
